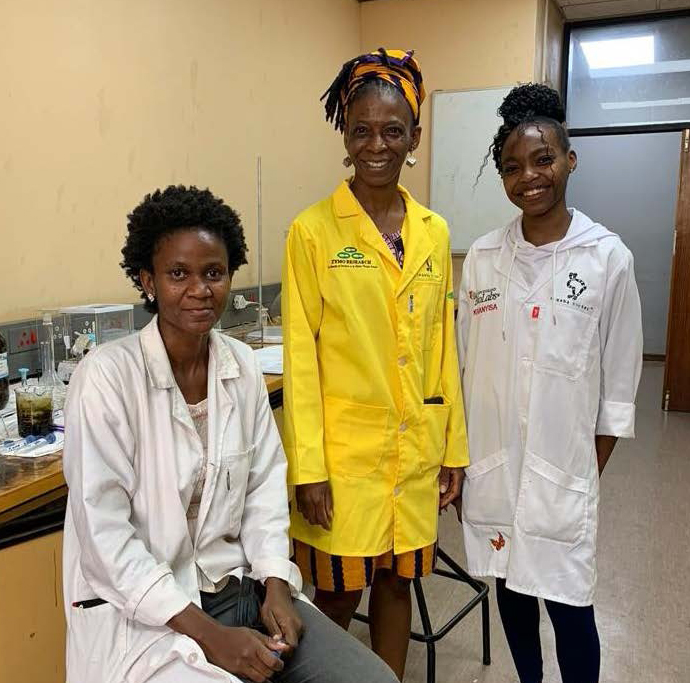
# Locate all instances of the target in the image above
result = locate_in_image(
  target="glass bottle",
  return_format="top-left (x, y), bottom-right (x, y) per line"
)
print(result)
top-left (0, 331), bottom-right (8, 412)
top-left (39, 313), bottom-right (67, 411)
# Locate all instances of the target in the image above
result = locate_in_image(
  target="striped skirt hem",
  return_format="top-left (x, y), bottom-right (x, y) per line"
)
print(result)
top-left (292, 539), bottom-right (437, 592)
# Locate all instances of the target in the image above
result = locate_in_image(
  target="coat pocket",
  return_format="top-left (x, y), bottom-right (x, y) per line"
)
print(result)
top-left (216, 447), bottom-right (253, 531)
top-left (68, 602), bottom-right (126, 676)
top-left (518, 452), bottom-right (589, 545)
top-left (419, 401), bottom-right (450, 472)
top-left (534, 304), bottom-right (597, 379)
top-left (462, 449), bottom-right (513, 527)
top-left (323, 396), bottom-right (390, 477)
top-left (413, 280), bottom-right (443, 351)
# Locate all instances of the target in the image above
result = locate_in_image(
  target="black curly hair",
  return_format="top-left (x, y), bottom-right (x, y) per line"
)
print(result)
top-left (120, 185), bottom-right (248, 313)
top-left (477, 83), bottom-right (570, 183)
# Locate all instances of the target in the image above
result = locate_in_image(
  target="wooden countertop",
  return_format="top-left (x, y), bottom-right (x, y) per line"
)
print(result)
top-left (264, 373), bottom-right (283, 395)
top-left (0, 374), bottom-right (283, 519)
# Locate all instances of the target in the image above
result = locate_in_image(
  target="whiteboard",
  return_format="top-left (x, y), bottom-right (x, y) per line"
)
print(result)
top-left (430, 87), bottom-right (518, 253)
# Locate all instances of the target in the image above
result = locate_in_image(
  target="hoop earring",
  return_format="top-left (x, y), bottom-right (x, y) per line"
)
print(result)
top-left (405, 153), bottom-right (417, 168)
top-left (343, 156), bottom-right (353, 168)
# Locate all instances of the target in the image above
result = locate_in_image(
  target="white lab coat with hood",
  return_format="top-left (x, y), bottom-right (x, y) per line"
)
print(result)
top-left (62, 318), bottom-right (302, 683)
top-left (457, 209), bottom-right (642, 606)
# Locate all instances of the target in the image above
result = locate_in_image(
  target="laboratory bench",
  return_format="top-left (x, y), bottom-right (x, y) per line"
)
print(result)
top-left (0, 373), bottom-right (283, 523)
top-left (0, 372), bottom-right (283, 683)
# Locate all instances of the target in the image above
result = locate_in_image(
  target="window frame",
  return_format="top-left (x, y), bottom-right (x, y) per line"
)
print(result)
top-left (562, 9), bottom-right (690, 137)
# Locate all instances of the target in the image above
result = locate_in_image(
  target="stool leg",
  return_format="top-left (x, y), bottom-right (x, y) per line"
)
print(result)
top-left (426, 641), bottom-right (436, 683)
top-left (413, 578), bottom-right (436, 683)
top-left (481, 592), bottom-right (491, 665)
top-left (413, 578), bottom-right (433, 637)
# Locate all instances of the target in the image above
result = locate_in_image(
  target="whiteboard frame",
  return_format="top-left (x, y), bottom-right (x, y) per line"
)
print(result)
top-left (428, 85), bottom-right (515, 254)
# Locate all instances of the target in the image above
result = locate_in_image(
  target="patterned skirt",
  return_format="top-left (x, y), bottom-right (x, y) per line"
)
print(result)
top-left (293, 539), bottom-right (437, 592)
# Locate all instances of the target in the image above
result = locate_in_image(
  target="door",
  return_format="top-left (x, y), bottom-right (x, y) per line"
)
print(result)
top-left (567, 132), bottom-right (681, 356)
top-left (664, 129), bottom-right (690, 412)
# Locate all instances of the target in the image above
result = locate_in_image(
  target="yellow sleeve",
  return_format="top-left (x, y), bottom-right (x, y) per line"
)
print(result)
top-left (281, 220), bottom-right (328, 485)
top-left (440, 245), bottom-right (469, 468)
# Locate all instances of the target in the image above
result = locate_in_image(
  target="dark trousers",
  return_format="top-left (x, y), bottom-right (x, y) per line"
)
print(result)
top-left (495, 578), bottom-right (601, 683)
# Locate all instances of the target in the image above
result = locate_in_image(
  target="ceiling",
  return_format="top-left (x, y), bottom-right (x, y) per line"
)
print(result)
top-left (556, 0), bottom-right (690, 21)
top-left (357, 0), bottom-right (690, 22)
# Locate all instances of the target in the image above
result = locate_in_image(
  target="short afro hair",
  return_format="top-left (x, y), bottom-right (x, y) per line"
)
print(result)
top-left (121, 185), bottom-right (248, 313)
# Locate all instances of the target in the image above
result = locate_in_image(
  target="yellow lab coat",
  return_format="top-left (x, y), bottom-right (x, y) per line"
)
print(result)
top-left (282, 180), bottom-right (468, 556)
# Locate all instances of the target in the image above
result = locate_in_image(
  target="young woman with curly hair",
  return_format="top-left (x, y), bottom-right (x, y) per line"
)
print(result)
top-left (456, 84), bottom-right (643, 683)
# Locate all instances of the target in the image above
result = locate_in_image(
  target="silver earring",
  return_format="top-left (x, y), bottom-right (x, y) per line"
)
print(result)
top-left (405, 153), bottom-right (417, 168)
top-left (343, 156), bottom-right (353, 168)
top-left (147, 292), bottom-right (155, 303)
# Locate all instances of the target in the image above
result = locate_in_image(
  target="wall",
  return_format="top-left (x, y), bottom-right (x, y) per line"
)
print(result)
top-left (360, 0), bottom-right (542, 290)
top-left (1, 0), bottom-right (564, 321)
top-left (0, 0), bottom-right (361, 322)
top-left (567, 132), bottom-right (681, 355)
top-left (359, 0), bottom-right (540, 207)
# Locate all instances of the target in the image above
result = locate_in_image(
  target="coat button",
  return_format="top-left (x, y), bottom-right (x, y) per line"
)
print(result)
top-left (394, 486), bottom-right (401, 496)
top-left (188, 652), bottom-right (199, 664)
top-left (399, 423), bottom-right (408, 433)
top-left (398, 356), bottom-right (407, 366)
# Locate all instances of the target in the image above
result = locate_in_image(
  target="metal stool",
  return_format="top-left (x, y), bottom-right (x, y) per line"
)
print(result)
top-left (352, 547), bottom-right (491, 683)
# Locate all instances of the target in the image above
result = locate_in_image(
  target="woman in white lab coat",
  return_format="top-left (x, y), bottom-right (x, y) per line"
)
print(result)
top-left (62, 185), bottom-right (398, 683)
top-left (455, 85), bottom-right (643, 683)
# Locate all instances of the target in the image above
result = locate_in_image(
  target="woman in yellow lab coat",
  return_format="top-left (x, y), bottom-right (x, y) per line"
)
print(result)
top-left (282, 49), bottom-right (468, 679)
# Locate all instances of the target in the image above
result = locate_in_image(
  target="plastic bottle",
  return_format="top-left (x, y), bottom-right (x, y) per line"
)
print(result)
top-left (2, 432), bottom-right (57, 453)
top-left (12, 432), bottom-right (57, 454)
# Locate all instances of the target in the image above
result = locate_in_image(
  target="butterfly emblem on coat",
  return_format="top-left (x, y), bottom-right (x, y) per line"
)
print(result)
top-left (490, 532), bottom-right (506, 551)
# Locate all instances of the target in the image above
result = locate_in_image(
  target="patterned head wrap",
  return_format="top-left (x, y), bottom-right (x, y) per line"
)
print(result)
top-left (322, 48), bottom-right (426, 132)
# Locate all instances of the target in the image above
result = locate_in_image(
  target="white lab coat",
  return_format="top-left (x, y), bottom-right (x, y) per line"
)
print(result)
top-left (62, 318), bottom-right (302, 683)
top-left (457, 209), bottom-right (642, 606)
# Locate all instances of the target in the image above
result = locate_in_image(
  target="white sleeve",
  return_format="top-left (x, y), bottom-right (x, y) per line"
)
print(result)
top-left (63, 355), bottom-right (191, 626)
top-left (456, 248), bottom-right (474, 374)
top-left (596, 247), bottom-right (643, 438)
top-left (241, 356), bottom-right (302, 596)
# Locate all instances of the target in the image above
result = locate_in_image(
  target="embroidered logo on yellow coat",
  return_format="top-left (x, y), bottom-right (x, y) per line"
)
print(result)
top-left (337, 246), bottom-right (364, 259)
top-left (415, 257), bottom-right (442, 283)
top-left (329, 246), bottom-right (377, 270)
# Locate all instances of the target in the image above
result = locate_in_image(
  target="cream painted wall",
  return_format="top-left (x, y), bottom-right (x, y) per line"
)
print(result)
top-left (359, 0), bottom-right (540, 207)
top-left (1, 0), bottom-right (562, 321)
top-left (0, 0), bottom-right (360, 322)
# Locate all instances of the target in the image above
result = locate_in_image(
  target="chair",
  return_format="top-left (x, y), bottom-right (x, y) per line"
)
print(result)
top-left (352, 547), bottom-right (491, 683)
